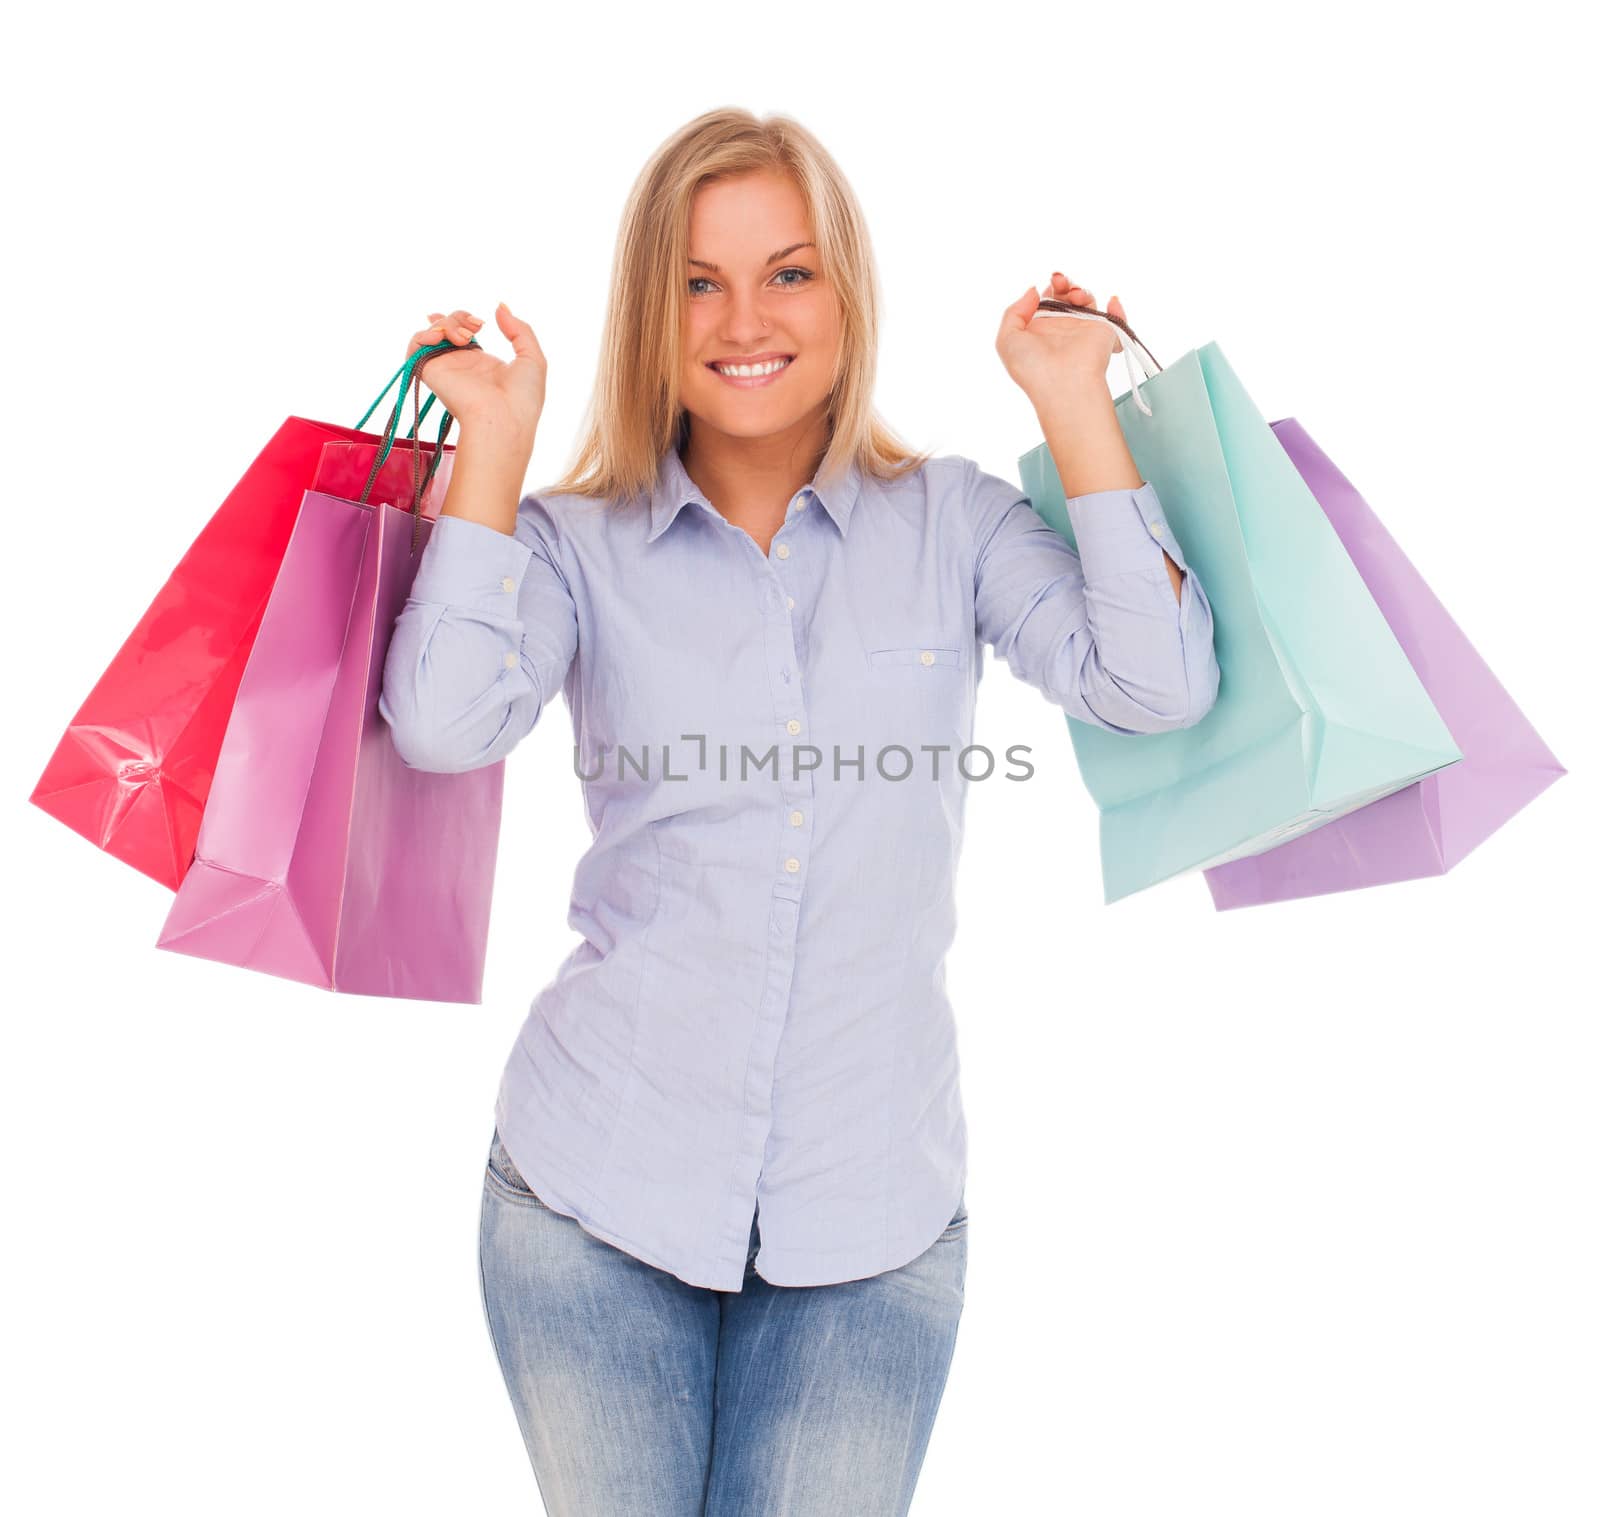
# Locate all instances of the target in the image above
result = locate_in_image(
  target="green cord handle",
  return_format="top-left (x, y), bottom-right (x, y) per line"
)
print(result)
top-left (355, 341), bottom-right (462, 435)
top-left (354, 337), bottom-right (482, 551)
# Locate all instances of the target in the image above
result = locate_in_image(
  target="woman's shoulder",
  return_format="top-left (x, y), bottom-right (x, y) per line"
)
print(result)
top-left (875, 451), bottom-right (1027, 542)
top-left (883, 450), bottom-right (1023, 503)
top-left (511, 484), bottom-right (626, 554)
top-left (866, 451), bottom-right (976, 519)
top-left (517, 482), bottom-right (617, 520)
top-left (876, 450), bottom-right (968, 491)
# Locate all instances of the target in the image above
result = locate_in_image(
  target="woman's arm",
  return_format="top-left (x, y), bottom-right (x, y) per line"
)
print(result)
top-left (378, 429), bottom-right (578, 773)
top-left (1033, 381), bottom-right (1186, 607)
top-left (977, 275), bottom-right (1218, 732)
top-left (967, 458), bottom-right (1218, 734)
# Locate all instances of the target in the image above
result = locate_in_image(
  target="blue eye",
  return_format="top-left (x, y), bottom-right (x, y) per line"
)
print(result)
top-left (688, 267), bottom-right (815, 296)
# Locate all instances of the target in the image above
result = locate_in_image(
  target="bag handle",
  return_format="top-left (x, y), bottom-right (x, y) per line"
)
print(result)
top-left (1031, 297), bottom-right (1162, 418)
top-left (353, 337), bottom-right (483, 552)
top-left (355, 343), bottom-right (464, 438)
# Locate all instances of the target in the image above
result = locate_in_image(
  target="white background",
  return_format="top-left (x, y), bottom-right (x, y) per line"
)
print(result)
top-left (6, 2), bottom-right (1595, 1512)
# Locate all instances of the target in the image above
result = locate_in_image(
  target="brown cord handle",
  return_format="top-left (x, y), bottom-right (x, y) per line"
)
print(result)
top-left (359, 339), bottom-right (484, 553)
top-left (1033, 296), bottom-right (1161, 371)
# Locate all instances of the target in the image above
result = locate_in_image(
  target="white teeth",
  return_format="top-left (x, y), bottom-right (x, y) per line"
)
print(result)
top-left (713, 357), bottom-right (791, 377)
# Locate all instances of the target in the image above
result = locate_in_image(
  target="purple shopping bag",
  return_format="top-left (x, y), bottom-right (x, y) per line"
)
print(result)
top-left (1204, 418), bottom-right (1566, 910)
top-left (155, 460), bottom-right (504, 1001)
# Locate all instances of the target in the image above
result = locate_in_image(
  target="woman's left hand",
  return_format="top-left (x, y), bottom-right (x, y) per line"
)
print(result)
top-left (996, 272), bottom-right (1128, 411)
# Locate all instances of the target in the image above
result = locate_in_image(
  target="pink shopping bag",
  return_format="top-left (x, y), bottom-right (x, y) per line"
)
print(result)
top-left (154, 443), bottom-right (503, 1001)
top-left (1204, 418), bottom-right (1567, 909)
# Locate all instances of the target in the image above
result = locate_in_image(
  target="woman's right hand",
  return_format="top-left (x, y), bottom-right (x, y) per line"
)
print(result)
top-left (405, 302), bottom-right (546, 447)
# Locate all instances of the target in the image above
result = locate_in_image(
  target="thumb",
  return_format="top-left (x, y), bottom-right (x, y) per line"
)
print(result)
top-left (998, 283), bottom-right (1040, 339)
top-left (496, 301), bottom-right (544, 362)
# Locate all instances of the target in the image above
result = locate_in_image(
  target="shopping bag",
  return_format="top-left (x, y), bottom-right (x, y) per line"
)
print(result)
top-left (28, 346), bottom-right (469, 890)
top-left (1201, 418), bottom-right (1567, 908)
top-left (155, 349), bottom-right (502, 1001)
top-left (1017, 303), bottom-right (1462, 904)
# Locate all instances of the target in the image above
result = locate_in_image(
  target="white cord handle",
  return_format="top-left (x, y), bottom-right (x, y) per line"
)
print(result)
top-left (1030, 304), bottom-right (1161, 417)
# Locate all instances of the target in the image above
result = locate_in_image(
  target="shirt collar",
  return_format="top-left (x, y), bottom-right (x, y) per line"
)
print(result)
top-left (645, 445), bottom-right (862, 544)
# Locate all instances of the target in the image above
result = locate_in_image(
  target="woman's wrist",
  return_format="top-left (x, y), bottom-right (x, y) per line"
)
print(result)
top-left (436, 424), bottom-right (536, 537)
top-left (1031, 381), bottom-right (1143, 496)
top-left (456, 403), bottom-right (539, 458)
top-left (1027, 373), bottom-right (1110, 424)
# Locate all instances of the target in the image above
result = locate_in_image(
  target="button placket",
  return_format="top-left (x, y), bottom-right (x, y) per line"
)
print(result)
top-left (759, 535), bottom-right (812, 889)
top-left (725, 520), bottom-right (814, 1266)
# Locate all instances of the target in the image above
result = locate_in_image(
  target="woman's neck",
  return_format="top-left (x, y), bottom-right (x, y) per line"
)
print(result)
top-left (680, 417), bottom-right (831, 556)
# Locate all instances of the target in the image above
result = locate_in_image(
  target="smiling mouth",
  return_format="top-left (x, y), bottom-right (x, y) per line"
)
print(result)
top-left (707, 355), bottom-right (795, 386)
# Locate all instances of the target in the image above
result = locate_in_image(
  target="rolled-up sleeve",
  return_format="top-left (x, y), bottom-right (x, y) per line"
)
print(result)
top-left (966, 457), bottom-right (1220, 734)
top-left (378, 495), bottom-right (579, 772)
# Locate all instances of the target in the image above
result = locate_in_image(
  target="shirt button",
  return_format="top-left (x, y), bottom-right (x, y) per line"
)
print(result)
top-left (786, 718), bottom-right (802, 735)
top-left (919, 650), bottom-right (934, 665)
top-left (503, 651), bottom-right (518, 669)
top-left (1150, 522), bottom-right (1165, 537)
top-left (500, 576), bottom-right (516, 592)
top-left (786, 595), bottom-right (795, 610)
top-left (775, 543), bottom-right (791, 559)
top-left (784, 857), bottom-right (800, 873)
top-left (790, 809), bottom-right (804, 826)
top-left (794, 498), bottom-right (808, 511)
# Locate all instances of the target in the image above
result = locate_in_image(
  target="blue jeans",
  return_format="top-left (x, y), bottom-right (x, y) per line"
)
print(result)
top-left (478, 1127), bottom-right (967, 1516)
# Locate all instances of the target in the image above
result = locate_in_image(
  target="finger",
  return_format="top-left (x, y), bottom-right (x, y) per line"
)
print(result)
top-left (1105, 294), bottom-right (1126, 351)
top-left (496, 301), bottom-right (545, 363)
top-left (409, 324), bottom-right (450, 357)
top-left (419, 314), bottom-right (469, 346)
top-left (1045, 272), bottom-right (1094, 304)
top-left (998, 283), bottom-right (1042, 341)
top-left (422, 308), bottom-right (481, 345)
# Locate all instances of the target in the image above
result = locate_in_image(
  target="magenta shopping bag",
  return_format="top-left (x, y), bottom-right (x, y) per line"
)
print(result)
top-left (155, 452), bottom-right (504, 1001)
top-left (1204, 418), bottom-right (1567, 910)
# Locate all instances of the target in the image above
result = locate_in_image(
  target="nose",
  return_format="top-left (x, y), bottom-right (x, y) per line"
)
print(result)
top-left (721, 286), bottom-right (775, 345)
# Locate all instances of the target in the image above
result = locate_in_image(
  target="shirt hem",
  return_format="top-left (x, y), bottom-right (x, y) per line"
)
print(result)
top-left (492, 1110), bottom-right (750, 1291)
top-left (753, 1198), bottom-right (964, 1289)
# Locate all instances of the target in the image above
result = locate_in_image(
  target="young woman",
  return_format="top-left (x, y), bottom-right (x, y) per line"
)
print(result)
top-left (379, 108), bottom-right (1218, 1517)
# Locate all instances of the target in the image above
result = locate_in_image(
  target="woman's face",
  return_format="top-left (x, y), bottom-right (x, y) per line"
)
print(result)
top-left (679, 168), bottom-right (841, 447)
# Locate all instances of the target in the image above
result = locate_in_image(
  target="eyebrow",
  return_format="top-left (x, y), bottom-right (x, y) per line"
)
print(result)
top-left (687, 241), bottom-right (816, 274)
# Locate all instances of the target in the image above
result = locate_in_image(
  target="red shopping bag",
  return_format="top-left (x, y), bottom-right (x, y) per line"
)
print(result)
top-left (28, 343), bottom-right (476, 890)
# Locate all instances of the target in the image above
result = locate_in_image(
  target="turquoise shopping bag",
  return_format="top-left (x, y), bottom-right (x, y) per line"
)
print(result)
top-left (1018, 311), bottom-right (1462, 904)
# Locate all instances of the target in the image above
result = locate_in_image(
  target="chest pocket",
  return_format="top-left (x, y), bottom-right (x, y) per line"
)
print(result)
top-left (866, 645), bottom-right (966, 670)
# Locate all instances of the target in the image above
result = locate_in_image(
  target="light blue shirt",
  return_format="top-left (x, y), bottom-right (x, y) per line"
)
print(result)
top-left (379, 444), bottom-right (1220, 1291)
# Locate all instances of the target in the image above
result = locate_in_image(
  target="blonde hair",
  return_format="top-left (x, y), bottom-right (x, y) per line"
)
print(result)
top-left (543, 107), bottom-right (931, 505)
